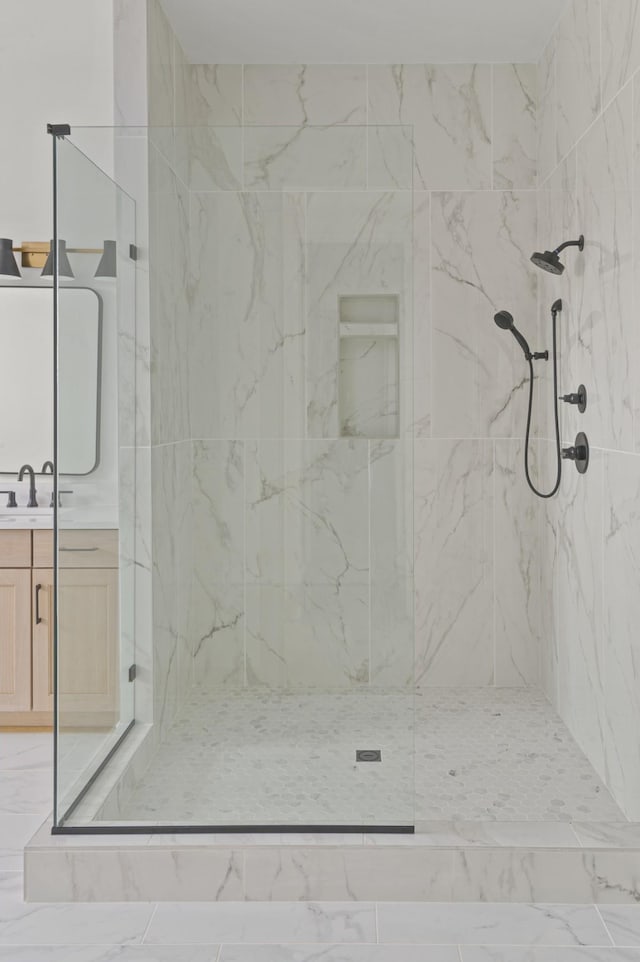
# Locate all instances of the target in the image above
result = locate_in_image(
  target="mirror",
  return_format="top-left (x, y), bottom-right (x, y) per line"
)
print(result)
top-left (0, 286), bottom-right (102, 475)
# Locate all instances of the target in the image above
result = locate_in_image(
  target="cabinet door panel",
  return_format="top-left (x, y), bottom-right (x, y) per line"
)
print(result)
top-left (32, 569), bottom-right (119, 719)
top-left (0, 569), bottom-right (31, 711)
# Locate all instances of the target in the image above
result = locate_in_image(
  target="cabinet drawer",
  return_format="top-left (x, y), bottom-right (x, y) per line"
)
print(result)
top-left (33, 530), bottom-right (119, 569)
top-left (0, 530), bottom-right (31, 568)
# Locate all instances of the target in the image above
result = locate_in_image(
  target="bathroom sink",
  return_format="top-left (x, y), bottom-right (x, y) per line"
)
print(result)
top-left (0, 509), bottom-right (53, 528)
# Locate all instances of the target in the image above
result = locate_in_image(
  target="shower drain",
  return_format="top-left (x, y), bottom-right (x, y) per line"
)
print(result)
top-left (356, 749), bottom-right (382, 762)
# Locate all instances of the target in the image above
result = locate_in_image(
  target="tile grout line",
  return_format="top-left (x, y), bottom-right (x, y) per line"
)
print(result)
top-left (595, 903), bottom-right (617, 947)
top-left (139, 901), bottom-right (159, 944)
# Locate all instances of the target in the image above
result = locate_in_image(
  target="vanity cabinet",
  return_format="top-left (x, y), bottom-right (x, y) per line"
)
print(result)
top-left (0, 529), bottom-right (119, 729)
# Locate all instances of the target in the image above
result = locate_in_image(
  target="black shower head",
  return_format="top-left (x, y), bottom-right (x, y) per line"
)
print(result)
top-left (531, 249), bottom-right (565, 274)
top-left (494, 310), bottom-right (532, 359)
top-left (494, 310), bottom-right (514, 331)
top-left (530, 235), bottom-right (584, 275)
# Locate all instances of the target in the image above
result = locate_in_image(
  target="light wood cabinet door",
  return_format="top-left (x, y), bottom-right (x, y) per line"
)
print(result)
top-left (32, 568), bottom-right (119, 722)
top-left (0, 569), bottom-right (32, 711)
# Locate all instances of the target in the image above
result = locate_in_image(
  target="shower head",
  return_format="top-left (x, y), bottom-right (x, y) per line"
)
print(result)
top-left (530, 235), bottom-right (584, 275)
top-left (494, 310), bottom-right (514, 331)
top-left (493, 310), bottom-right (532, 359)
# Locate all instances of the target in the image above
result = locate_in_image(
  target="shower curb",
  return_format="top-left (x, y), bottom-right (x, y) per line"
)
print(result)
top-left (24, 818), bottom-right (640, 903)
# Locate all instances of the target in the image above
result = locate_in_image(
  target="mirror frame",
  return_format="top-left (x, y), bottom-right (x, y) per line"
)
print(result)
top-left (0, 284), bottom-right (103, 476)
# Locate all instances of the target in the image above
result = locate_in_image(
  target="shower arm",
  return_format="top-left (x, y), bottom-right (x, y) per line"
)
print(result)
top-left (553, 238), bottom-right (584, 255)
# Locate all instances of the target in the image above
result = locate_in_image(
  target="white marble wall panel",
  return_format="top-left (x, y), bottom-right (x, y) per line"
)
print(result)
top-left (189, 191), bottom-right (305, 440)
top-left (414, 439), bottom-right (494, 687)
top-left (368, 65), bottom-right (492, 189)
top-left (244, 65), bottom-right (366, 126)
top-left (306, 191), bottom-right (413, 439)
top-left (114, 0), bottom-right (148, 126)
top-left (575, 85), bottom-right (634, 452)
top-left (147, 0), bottom-right (175, 163)
top-left (493, 439), bottom-right (540, 686)
top-left (537, 38), bottom-right (557, 184)
top-left (176, 126), bottom-right (243, 191)
top-left (244, 126), bottom-right (367, 190)
top-left (601, 0), bottom-right (640, 109)
top-left (538, 441), bottom-right (561, 705)
top-left (367, 125), bottom-right (414, 190)
top-left (177, 64), bottom-right (243, 126)
top-left (431, 190), bottom-right (537, 439)
top-left (634, 73), bottom-right (640, 453)
top-left (412, 191), bottom-right (431, 439)
top-left (244, 439), bottom-right (370, 687)
top-left (151, 441), bottom-right (191, 740)
top-left (190, 440), bottom-right (245, 688)
top-left (245, 440), bottom-right (369, 589)
top-left (602, 452), bottom-right (640, 819)
top-left (555, 0), bottom-right (601, 162)
top-left (246, 583), bottom-right (369, 688)
top-left (149, 146), bottom-right (190, 445)
top-left (492, 64), bottom-right (537, 189)
top-left (555, 448), bottom-right (606, 785)
top-left (370, 440), bottom-right (414, 687)
top-left (339, 336), bottom-right (398, 439)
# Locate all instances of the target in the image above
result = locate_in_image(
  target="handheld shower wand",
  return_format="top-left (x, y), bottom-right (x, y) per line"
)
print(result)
top-left (493, 302), bottom-right (562, 499)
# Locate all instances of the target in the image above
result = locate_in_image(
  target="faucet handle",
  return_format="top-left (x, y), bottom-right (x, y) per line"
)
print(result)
top-left (41, 461), bottom-right (54, 475)
top-left (0, 491), bottom-right (17, 508)
top-left (50, 489), bottom-right (74, 508)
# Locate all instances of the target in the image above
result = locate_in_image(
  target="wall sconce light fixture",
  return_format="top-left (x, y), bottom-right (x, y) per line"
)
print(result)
top-left (0, 239), bottom-right (118, 278)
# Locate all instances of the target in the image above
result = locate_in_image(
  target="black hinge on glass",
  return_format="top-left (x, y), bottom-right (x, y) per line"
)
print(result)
top-left (128, 664), bottom-right (137, 682)
top-left (129, 244), bottom-right (138, 261)
top-left (47, 123), bottom-right (71, 137)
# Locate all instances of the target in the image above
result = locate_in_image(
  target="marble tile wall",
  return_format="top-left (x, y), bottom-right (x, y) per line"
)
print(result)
top-left (142, 50), bottom-right (545, 694)
top-left (537, 0), bottom-right (640, 819)
top-left (147, 0), bottom-right (194, 732)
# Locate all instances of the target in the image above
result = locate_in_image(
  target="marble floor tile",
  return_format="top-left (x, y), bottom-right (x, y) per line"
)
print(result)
top-left (0, 814), bottom-right (46, 870)
top-left (376, 903), bottom-right (611, 946)
top-left (599, 907), bottom-right (640, 946)
top-left (0, 733), bottom-right (52, 771)
top-left (0, 770), bottom-right (52, 814)
top-left (0, 873), bottom-right (155, 946)
top-left (145, 903), bottom-right (376, 945)
top-left (220, 948), bottom-right (459, 961)
top-left (462, 952), bottom-right (639, 962)
top-left (0, 949), bottom-right (218, 962)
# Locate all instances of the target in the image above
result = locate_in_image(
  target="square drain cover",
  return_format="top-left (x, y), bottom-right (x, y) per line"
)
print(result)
top-left (356, 749), bottom-right (382, 762)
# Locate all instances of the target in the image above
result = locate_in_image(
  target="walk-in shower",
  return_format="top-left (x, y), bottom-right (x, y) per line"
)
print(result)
top-left (39, 0), bottom-right (640, 876)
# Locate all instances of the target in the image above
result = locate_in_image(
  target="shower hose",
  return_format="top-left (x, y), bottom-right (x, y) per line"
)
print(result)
top-left (524, 301), bottom-right (561, 499)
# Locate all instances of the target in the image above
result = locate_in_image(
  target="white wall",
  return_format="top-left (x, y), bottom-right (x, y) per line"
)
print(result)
top-left (0, 0), bottom-right (115, 239)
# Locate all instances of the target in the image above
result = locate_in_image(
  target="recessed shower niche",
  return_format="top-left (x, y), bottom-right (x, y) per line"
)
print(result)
top-left (338, 294), bottom-right (400, 438)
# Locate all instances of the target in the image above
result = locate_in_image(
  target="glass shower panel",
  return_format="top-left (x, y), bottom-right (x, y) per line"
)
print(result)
top-left (108, 124), bottom-right (415, 828)
top-left (52, 133), bottom-right (136, 826)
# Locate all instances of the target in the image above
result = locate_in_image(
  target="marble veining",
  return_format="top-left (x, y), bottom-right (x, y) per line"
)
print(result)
top-left (368, 64), bottom-right (492, 189)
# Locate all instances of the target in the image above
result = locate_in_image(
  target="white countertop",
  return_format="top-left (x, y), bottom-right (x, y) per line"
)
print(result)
top-left (0, 506), bottom-right (118, 530)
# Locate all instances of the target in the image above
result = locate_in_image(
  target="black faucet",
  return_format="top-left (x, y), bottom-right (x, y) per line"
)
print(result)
top-left (41, 461), bottom-right (54, 475)
top-left (17, 464), bottom-right (38, 508)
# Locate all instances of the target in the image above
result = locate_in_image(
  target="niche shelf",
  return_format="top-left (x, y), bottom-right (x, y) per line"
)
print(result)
top-left (338, 294), bottom-right (399, 439)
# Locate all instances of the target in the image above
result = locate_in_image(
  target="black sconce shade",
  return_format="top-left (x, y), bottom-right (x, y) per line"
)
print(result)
top-left (0, 238), bottom-right (20, 277)
top-left (94, 239), bottom-right (117, 277)
top-left (41, 239), bottom-right (74, 277)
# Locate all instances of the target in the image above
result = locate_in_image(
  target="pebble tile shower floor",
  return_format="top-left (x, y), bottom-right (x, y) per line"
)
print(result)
top-left (116, 688), bottom-right (625, 825)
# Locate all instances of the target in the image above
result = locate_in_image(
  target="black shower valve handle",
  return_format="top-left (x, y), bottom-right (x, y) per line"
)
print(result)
top-left (559, 384), bottom-right (587, 413)
top-left (562, 444), bottom-right (587, 461)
